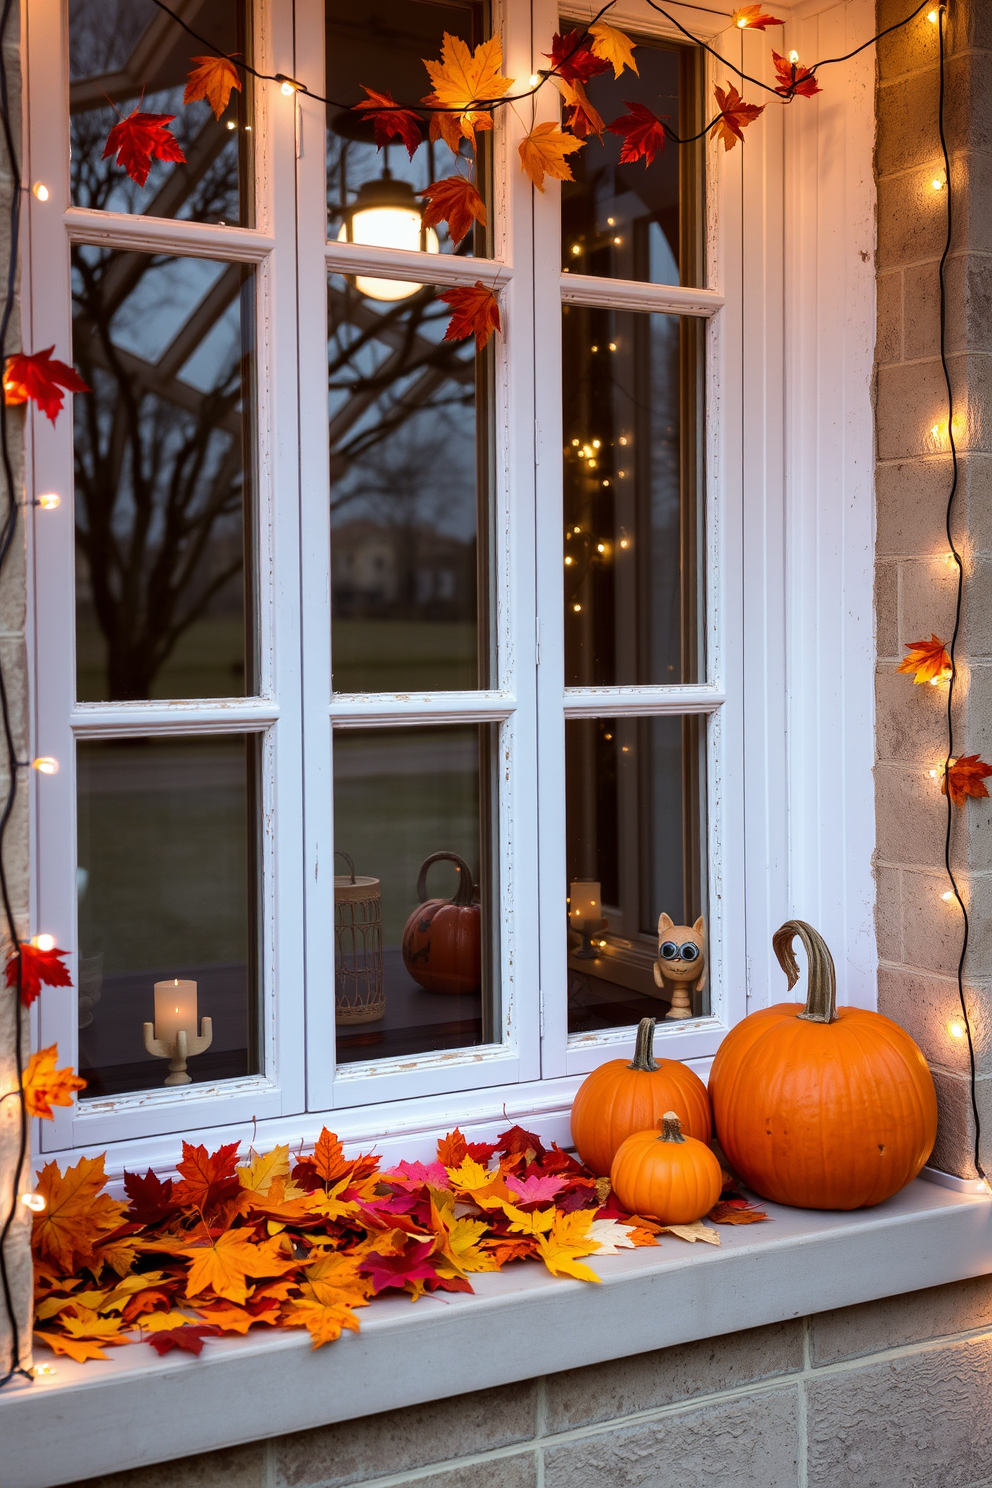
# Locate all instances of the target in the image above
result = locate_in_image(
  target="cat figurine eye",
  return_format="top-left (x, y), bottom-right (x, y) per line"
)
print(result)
top-left (659, 940), bottom-right (701, 962)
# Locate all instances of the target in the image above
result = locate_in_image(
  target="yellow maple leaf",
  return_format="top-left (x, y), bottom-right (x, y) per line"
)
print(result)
top-left (499, 1200), bottom-right (556, 1237)
top-left (32, 1154), bottom-right (127, 1274)
top-left (422, 33), bottom-right (513, 152)
top-left (284, 1297), bottom-right (363, 1349)
top-left (133, 1308), bottom-right (194, 1333)
top-left (34, 1330), bottom-right (117, 1364)
top-left (430, 1197), bottom-right (498, 1277)
top-left (518, 122), bottom-right (584, 192)
top-left (21, 1045), bottom-right (86, 1120)
top-left (660, 1220), bottom-right (721, 1245)
top-left (180, 1229), bottom-right (296, 1304)
top-left (535, 1209), bottom-right (602, 1283)
top-left (301, 1250), bottom-right (372, 1310)
top-left (238, 1144), bottom-right (291, 1195)
top-left (304, 1175), bottom-right (359, 1222)
top-left (183, 55), bottom-right (242, 120)
top-left (589, 21), bottom-right (639, 78)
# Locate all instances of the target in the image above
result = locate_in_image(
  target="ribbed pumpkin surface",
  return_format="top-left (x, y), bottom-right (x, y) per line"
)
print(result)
top-left (610, 1124), bottom-right (722, 1224)
top-left (571, 1053), bottom-right (712, 1177)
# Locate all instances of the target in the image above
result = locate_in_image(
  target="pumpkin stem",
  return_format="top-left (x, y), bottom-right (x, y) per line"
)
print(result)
top-left (628, 1017), bottom-right (659, 1072)
top-left (416, 852), bottom-right (477, 907)
top-left (773, 920), bottom-right (837, 1024)
top-left (659, 1111), bottom-right (686, 1143)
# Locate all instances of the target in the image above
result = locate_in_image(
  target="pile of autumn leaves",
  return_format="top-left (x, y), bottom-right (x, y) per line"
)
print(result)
top-left (31, 1123), bottom-right (765, 1364)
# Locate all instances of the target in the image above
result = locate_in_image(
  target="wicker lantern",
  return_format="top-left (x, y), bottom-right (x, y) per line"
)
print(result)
top-left (334, 852), bottom-right (385, 1024)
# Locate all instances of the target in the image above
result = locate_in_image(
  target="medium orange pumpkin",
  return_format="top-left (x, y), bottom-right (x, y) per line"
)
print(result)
top-left (402, 852), bottom-right (481, 996)
top-left (611, 1112), bottom-right (722, 1224)
top-left (570, 1017), bottom-right (712, 1176)
top-left (709, 920), bottom-right (938, 1211)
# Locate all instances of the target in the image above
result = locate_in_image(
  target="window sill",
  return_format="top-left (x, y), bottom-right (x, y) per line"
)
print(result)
top-left (5, 1177), bottom-right (991, 1488)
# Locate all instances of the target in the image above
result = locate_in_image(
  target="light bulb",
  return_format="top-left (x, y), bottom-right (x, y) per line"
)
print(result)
top-left (571, 243), bottom-right (582, 256)
top-left (571, 438), bottom-right (579, 447)
top-left (596, 543), bottom-right (606, 553)
top-left (602, 479), bottom-right (610, 487)
top-left (37, 492), bottom-right (60, 509)
top-left (226, 120), bottom-right (237, 131)
top-left (592, 439), bottom-right (601, 448)
top-left (32, 933), bottom-right (56, 952)
top-left (32, 757), bottom-right (58, 775)
top-left (941, 890), bottom-right (955, 902)
top-left (588, 458), bottom-right (597, 468)
top-left (20, 1192), bottom-right (45, 1212)
top-left (948, 1018), bottom-right (967, 1039)
top-left (613, 236), bottom-right (621, 245)
top-left (529, 73), bottom-right (540, 87)
top-left (929, 768), bottom-right (940, 779)
top-left (608, 342), bottom-right (616, 351)
top-left (591, 345), bottom-right (598, 352)
top-left (737, 13), bottom-right (749, 24)
top-left (932, 177), bottom-right (945, 191)
top-left (33, 1364), bottom-right (56, 1378)
top-left (277, 75), bottom-right (303, 95)
top-left (619, 539), bottom-right (628, 549)
top-left (607, 217), bottom-right (615, 226)
top-left (619, 436), bottom-right (628, 445)
top-left (788, 49), bottom-right (800, 63)
top-left (32, 183), bottom-right (49, 202)
top-left (928, 8), bottom-right (939, 20)
top-left (336, 213), bottom-right (439, 301)
top-left (573, 603), bottom-right (582, 612)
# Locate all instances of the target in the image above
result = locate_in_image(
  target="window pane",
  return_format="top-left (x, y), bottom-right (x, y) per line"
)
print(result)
top-left (77, 735), bottom-right (260, 1097)
top-left (562, 309), bottom-right (701, 686)
top-left (69, 0), bottom-right (254, 226)
top-left (566, 715), bottom-right (706, 1035)
top-left (333, 724), bottom-right (497, 1063)
top-left (329, 275), bottom-right (492, 692)
top-left (559, 27), bottom-right (700, 285)
top-left (326, 0), bottom-right (491, 259)
top-left (73, 251), bottom-right (256, 702)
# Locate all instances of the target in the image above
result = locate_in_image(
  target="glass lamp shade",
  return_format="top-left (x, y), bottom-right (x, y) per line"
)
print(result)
top-left (337, 178), bottom-right (440, 302)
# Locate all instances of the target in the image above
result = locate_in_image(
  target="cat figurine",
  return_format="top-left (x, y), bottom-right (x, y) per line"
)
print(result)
top-left (653, 912), bottom-right (706, 1020)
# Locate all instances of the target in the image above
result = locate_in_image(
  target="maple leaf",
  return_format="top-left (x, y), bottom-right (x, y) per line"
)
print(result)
top-left (505, 1173), bottom-right (566, 1204)
top-left (304, 1176), bottom-right (361, 1223)
top-left (436, 1129), bottom-right (469, 1166)
top-left (183, 55), bottom-right (242, 119)
top-left (3, 349), bottom-right (89, 425)
top-left (34, 1328), bottom-right (123, 1364)
top-left (731, 5), bottom-right (785, 28)
top-left (711, 84), bottom-right (765, 151)
top-left (422, 34), bottom-right (513, 152)
top-left (285, 1298), bottom-right (363, 1348)
top-left (102, 109), bottom-right (186, 187)
top-left (499, 1201), bottom-right (556, 1237)
top-left (771, 50), bottom-right (822, 98)
top-left (897, 634), bottom-right (952, 685)
top-left (556, 79), bottom-right (605, 140)
top-left (518, 122), bottom-right (584, 192)
top-left (181, 1229), bottom-right (296, 1305)
top-left (32, 1154), bottom-right (127, 1273)
top-left (420, 175), bottom-right (487, 246)
top-left (238, 1144), bottom-right (293, 1197)
top-left (942, 755), bottom-right (992, 808)
top-left (608, 102), bottom-right (670, 166)
top-left (191, 1301), bottom-right (277, 1333)
top-left (545, 29), bottom-right (610, 86)
top-left (293, 1127), bottom-right (378, 1190)
top-left (708, 1199), bottom-right (770, 1224)
top-left (123, 1168), bottom-right (177, 1226)
top-left (440, 282), bottom-right (501, 350)
top-left (356, 87), bottom-right (424, 159)
top-left (21, 1045), bottom-right (85, 1120)
top-left (586, 1217), bottom-right (639, 1254)
top-left (146, 1323), bottom-right (222, 1357)
top-left (172, 1140), bottom-right (242, 1211)
top-left (135, 1307), bottom-right (197, 1332)
top-left (6, 942), bottom-right (72, 1008)
top-left (589, 21), bottom-right (638, 78)
top-left (660, 1220), bottom-right (721, 1244)
top-left (360, 1236), bottom-right (440, 1295)
top-left (383, 1159), bottom-right (451, 1189)
top-left (536, 1210), bottom-right (602, 1282)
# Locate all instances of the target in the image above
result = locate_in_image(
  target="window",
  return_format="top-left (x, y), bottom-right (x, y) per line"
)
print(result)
top-left (27, 0), bottom-right (750, 1166)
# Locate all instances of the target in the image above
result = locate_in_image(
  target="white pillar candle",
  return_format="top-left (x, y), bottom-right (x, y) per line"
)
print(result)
top-left (153, 979), bottom-right (198, 1047)
top-left (569, 881), bottom-right (602, 928)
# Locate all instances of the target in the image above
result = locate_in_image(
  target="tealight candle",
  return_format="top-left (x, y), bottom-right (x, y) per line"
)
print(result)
top-left (153, 979), bottom-right (197, 1049)
top-left (569, 881), bottom-right (602, 929)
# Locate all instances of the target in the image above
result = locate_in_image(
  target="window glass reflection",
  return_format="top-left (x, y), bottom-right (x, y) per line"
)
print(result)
top-left (77, 735), bottom-right (260, 1097)
top-left (559, 26), bottom-right (699, 285)
top-left (73, 251), bottom-right (255, 701)
top-left (328, 274), bottom-right (491, 692)
top-left (566, 715), bottom-right (706, 1035)
top-left (69, 0), bottom-right (253, 225)
top-left (562, 307), bottom-right (700, 687)
top-left (333, 724), bottom-right (497, 1063)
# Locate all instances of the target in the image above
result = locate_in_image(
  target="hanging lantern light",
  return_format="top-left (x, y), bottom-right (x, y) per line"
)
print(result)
top-left (337, 174), bottom-right (440, 302)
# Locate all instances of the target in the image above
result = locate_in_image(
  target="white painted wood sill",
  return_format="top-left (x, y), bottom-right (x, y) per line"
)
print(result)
top-left (4, 1177), bottom-right (991, 1488)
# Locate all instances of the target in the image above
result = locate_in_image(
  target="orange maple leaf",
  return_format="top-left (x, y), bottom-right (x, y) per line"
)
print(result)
top-left (3, 350), bottom-right (89, 426)
top-left (731, 5), bottom-right (785, 28)
top-left (711, 84), bottom-right (765, 151)
top-left (556, 79), bottom-right (605, 140)
top-left (102, 110), bottom-right (186, 187)
top-left (35, 1312), bottom-right (132, 1363)
top-left (897, 634), bottom-right (952, 685)
top-left (422, 34), bottom-right (513, 152)
top-left (312, 1127), bottom-right (352, 1184)
top-left (32, 1154), bottom-right (127, 1273)
top-left (180, 1229), bottom-right (297, 1304)
top-left (284, 1298), bottom-right (364, 1348)
top-left (518, 122), bottom-right (584, 192)
top-left (420, 175), bottom-right (487, 246)
top-left (708, 1199), bottom-right (769, 1224)
top-left (172, 1140), bottom-right (242, 1211)
top-left (356, 87), bottom-right (424, 159)
top-left (184, 55), bottom-right (242, 119)
top-left (440, 282), bottom-right (501, 349)
top-left (772, 50), bottom-right (822, 99)
top-left (436, 1128), bottom-right (469, 1166)
top-left (942, 755), bottom-right (992, 808)
top-left (21, 1045), bottom-right (86, 1120)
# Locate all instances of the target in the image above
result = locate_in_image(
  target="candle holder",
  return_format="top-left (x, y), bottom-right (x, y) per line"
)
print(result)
top-left (573, 917), bottom-right (609, 960)
top-left (143, 1019), bottom-right (213, 1086)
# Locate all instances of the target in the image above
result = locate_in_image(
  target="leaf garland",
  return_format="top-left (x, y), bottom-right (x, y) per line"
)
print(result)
top-left (2, 349), bottom-right (89, 424)
top-left (897, 634), bottom-right (953, 685)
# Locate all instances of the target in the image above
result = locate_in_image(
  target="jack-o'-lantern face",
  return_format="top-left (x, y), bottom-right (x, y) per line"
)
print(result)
top-left (656, 913), bottom-right (705, 984)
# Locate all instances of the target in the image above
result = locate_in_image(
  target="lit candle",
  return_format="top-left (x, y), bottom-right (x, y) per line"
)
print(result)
top-left (153, 979), bottom-right (198, 1048)
top-left (569, 881), bottom-right (602, 928)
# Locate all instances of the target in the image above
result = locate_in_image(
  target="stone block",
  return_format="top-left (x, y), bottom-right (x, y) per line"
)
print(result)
top-left (875, 459), bottom-right (952, 559)
top-left (899, 866), bottom-right (973, 977)
top-left (874, 560), bottom-right (899, 658)
top-left (873, 862), bottom-right (903, 965)
top-left (806, 1335), bottom-right (992, 1487)
top-left (543, 1388), bottom-right (800, 1488)
top-left (875, 269), bottom-right (902, 365)
top-left (927, 1066), bottom-right (992, 1179)
top-left (954, 151), bottom-right (992, 259)
top-left (876, 71), bottom-right (940, 177)
top-left (392, 1457), bottom-right (538, 1488)
top-left (876, 168), bottom-right (948, 268)
top-left (900, 254), bottom-right (992, 366)
top-left (945, 52), bottom-right (992, 157)
top-left (543, 1320), bottom-right (803, 1434)
top-left (811, 1273), bottom-right (992, 1365)
top-left (875, 360), bottom-right (947, 463)
top-left (67, 1445), bottom-right (268, 1488)
top-left (272, 1383), bottom-right (538, 1488)
top-left (873, 760), bottom-right (949, 867)
top-left (877, 4), bottom-right (938, 82)
top-left (878, 961), bottom-right (992, 1076)
top-left (874, 664), bottom-right (946, 763)
top-left (897, 556), bottom-right (958, 650)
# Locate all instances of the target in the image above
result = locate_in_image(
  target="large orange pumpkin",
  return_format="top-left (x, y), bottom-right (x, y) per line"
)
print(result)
top-left (709, 920), bottom-right (938, 1210)
top-left (611, 1112), bottom-right (722, 1224)
top-left (570, 1017), bottom-right (712, 1176)
top-left (402, 852), bottom-right (481, 996)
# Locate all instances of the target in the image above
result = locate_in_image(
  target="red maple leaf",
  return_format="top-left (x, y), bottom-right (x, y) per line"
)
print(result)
top-left (5, 943), bottom-right (72, 1008)
top-left (420, 175), bottom-right (487, 246)
top-left (172, 1141), bottom-right (241, 1211)
top-left (146, 1324), bottom-right (222, 1357)
top-left (360, 1237), bottom-right (440, 1295)
top-left (942, 755), bottom-right (992, 808)
top-left (355, 87), bottom-right (424, 159)
top-left (495, 1125), bottom-right (546, 1159)
top-left (771, 51), bottom-right (822, 99)
top-left (3, 348), bottom-right (89, 424)
top-left (102, 110), bottom-right (186, 187)
top-left (607, 102), bottom-right (670, 166)
top-left (731, 5), bottom-right (785, 28)
top-left (440, 282), bottom-right (501, 350)
top-left (123, 1168), bottom-right (178, 1226)
top-left (711, 84), bottom-right (765, 151)
top-left (545, 29), bottom-right (611, 85)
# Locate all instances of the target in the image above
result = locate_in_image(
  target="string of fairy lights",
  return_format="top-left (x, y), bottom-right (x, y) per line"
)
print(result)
top-left (0, 0), bottom-right (984, 1389)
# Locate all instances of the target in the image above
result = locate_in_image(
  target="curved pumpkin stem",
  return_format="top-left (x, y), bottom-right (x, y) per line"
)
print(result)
top-left (628, 1017), bottom-right (659, 1072)
top-left (416, 852), bottom-right (477, 906)
top-left (773, 920), bottom-right (837, 1024)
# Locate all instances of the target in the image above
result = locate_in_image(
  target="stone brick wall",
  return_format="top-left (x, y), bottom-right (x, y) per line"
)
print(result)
top-left (873, 0), bottom-right (992, 1177)
top-left (59, 1276), bottom-right (992, 1488)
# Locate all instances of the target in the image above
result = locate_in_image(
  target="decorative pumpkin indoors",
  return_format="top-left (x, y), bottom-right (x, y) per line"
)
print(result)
top-left (401, 852), bottom-right (482, 996)
top-left (708, 920), bottom-right (938, 1211)
top-left (570, 1017), bottom-right (712, 1176)
top-left (611, 1112), bottom-right (723, 1225)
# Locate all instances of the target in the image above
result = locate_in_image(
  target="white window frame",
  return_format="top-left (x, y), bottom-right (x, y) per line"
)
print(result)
top-left (23, 0), bottom-right (877, 1174)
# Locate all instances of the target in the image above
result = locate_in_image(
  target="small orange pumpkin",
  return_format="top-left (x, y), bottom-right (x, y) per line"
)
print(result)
top-left (570, 1017), bottom-right (712, 1177)
top-left (402, 852), bottom-right (481, 996)
top-left (709, 920), bottom-right (938, 1210)
top-left (611, 1112), bottom-right (722, 1224)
